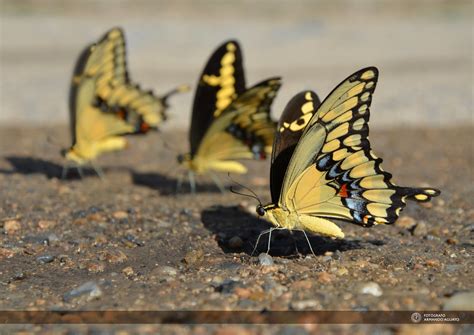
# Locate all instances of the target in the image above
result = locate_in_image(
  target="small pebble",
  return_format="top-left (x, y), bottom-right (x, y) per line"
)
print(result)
top-left (12, 272), bottom-right (27, 281)
top-left (37, 220), bottom-right (56, 230)
top-left (86, 262), bottom-right (105, 273)
top-left (183, 249), bottom-right (204, 265)
top-left (4, 220), bottom-right (21, 234)
top-left (443, 291), bottom-right (474, 311)
top-left (321, 255), bottom-right (332, 262)
top-left (228, 236), bottom-right (243, 249)
top-left (36, 255), bottom-right (55, 264)
top-left (318, 272), bottom-right (334, 284)
top-left (99, 249), bottom-right (127, 264)
top-left (122, 266), bottom-right (134, 277)
top-left (63, 281), bottom-right (103, 302)
top-left (413, 221), bottom-right (428, 236)
top-left (215, 279), bottom-right (243, 294)
top-left (113, 211), bottom-right (128, 220)
top-left (395, 216), bottom-right (417, 230)
top-left (258, 253), bottom-right (274, 266)
top-left (290, 299), bottom-right (320, 310)
top-left (159, 266), bottom-right (178, 276)
top-left (359, 282), bottom-right (383, 297)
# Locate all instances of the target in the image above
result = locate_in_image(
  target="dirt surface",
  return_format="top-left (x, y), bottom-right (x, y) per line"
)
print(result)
top-left (0, 126), bottom-right (473, 333)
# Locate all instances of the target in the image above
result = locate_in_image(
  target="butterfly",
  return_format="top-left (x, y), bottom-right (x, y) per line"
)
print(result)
top-left (63, 27), bottom-right (188, 178)
top-left (253, 67), bottom-right (440, 253)
top-left (177, 40), bottom-right (281, 193)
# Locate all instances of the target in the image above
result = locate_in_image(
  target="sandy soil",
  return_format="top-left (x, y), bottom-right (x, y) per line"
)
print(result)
top-left (0, 125), bottom-right (472, 333)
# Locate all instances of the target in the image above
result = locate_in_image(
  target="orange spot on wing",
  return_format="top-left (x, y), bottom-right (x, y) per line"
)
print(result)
top-left (117, 110), bottom-right (126, 119)
top-left (338, 184), bottom-right (348, 198)
top-left (140, 122), bottom-right (150, 133)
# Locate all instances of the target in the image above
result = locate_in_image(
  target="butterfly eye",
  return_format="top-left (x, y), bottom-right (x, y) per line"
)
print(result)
top-left (256, 205), bottom-right (265, 216)
top-left (177, 154), bottom-right (184, 164)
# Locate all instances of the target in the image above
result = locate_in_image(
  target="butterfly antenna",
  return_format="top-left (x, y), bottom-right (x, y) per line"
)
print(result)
top-left (156, 134), bottom-right (179, 154)
top-left (161, 84), bottom-right (191, 103)
top-left (227, 173), bottom-right (262, 206)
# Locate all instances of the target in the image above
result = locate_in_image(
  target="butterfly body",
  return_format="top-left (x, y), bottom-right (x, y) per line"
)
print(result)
top-left (256, 67), bottom-right (440, 243)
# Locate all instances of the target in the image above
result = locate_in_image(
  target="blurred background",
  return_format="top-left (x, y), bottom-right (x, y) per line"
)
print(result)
top-left (0, 0), bottom-right (472, 129)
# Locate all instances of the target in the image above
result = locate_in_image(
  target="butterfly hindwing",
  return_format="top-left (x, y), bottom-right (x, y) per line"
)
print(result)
top-left (189, 40), bottom-right (246, 156)
top-left (193, 78), bottom-right (281, 172)
top-left (270, 91), bottom-right (321, 203)
top-left (280, 67), bottom-right (440, 227)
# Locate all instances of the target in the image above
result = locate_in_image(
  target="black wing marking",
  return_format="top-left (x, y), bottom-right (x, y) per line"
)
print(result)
top-left (270, 91), bottom-right (321, 203)
top-left (189, 40), bottom-right (246, 156)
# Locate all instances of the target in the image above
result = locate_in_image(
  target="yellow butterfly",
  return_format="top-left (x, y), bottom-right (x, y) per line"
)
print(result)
top-left (253, 67), bottom-right (440, 253)
top-left (63, 27), bottom-right (188, 178)
top-left (177, 40), bottom-right (281, 193)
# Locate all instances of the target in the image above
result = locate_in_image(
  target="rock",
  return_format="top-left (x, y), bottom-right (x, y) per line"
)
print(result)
top-left (183, 249), bottom-right (204, 265)
top-left (317, 272), bottom-right (334, 284)
top-left (4, 220), bottom-right (21, 234)
top-left (112, 211), bottom-right (128, 219)
top-left (0, 247), bottom-right (14, 259)
top-left (234, 287), bottom-right (252, 299)
top-left (321, 255), bottom-right (332, 262)
top-left (63, 281), bottom-right (103, 302)
top-left (290, 299), bottom-right (321, 310)
top-left (413, 221), bottom-right (428, 236)
top-left (122, 266), bottom-right (134, 277)
top-left (123, 234), bottom-right (144, 247)
top-left (86, 262), bottom-right (105, 273)
top-left (150, 266), bottom-right (178, 282)
top-left (11, 272), bottom-right (27, 281)
top-left (443, 291), bottom-right (474, 310)
top-left (425, 259), bottom-right (440, 267)
top-left (36, 255), bottom-right (55, 264)
top-left (258, 253), bottom-right (274, 266)
top-left (228, 236), bottom-right (243, 249)
top-left (158, 266), bottom-right (178, 277)
top-left (445, 264), bottom-right (462, 273)
top-left (99, 250), bottom-right (128, 264)
top-left (215, 279), bottom-right (243, 294)
top-left (263, 277), bottom-right (286, 297)
top-left (291, 280), bottom-right (313, 290)
top-left (336, 267), bottom-right (349, 276)
top-left (37, 220), bottom-right (56, 230)
top-left (396, 216), bottom-right (417, 229)
top-left (358, 282), bottom-right (383, 297)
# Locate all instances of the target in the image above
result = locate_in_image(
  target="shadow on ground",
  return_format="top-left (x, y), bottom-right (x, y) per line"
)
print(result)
top-left (1, 155), bottom-right (134, 180)
top-left (201, 205), bottom-right (371, 257)
top-left (1, 155), bottom-right (67, 179)
top-left (131, 171), bottom-right (224, 195)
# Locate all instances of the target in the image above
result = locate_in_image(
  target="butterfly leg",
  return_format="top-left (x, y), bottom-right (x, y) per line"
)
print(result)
top-left (61, 164), bottom-right (70, 180)
top-left (210, 173), bottom-right (226, 193)
top-left (251, 228), bottom-right (272, 256)
top-left (176, 172), bottom-right (185, 194)
top-left (76, 166), bottom-right (85, 179)
top-left (295, 229), bottom-right (316, 257)
top-left (90, 162), bottom-right (105, 180)
top-left (188, 171), bottom-right (196, 194)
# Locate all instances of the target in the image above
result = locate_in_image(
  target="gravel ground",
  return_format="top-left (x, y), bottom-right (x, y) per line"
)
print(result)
top-left (0, 125), bottom-right (473, 334)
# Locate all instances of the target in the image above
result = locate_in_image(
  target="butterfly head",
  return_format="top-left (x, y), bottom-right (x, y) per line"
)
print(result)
top-left (177, 153), bottom-right (192, 166)
top-left (256, 204), bottom-right (266, 217)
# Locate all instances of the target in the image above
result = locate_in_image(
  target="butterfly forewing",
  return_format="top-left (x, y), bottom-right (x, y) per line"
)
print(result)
top-left (270, 91), bottom-right (321, 203)
top-left (279, 67), bottom-right (440, 226)
top-left (189, 40), bottom-right (246, 156)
